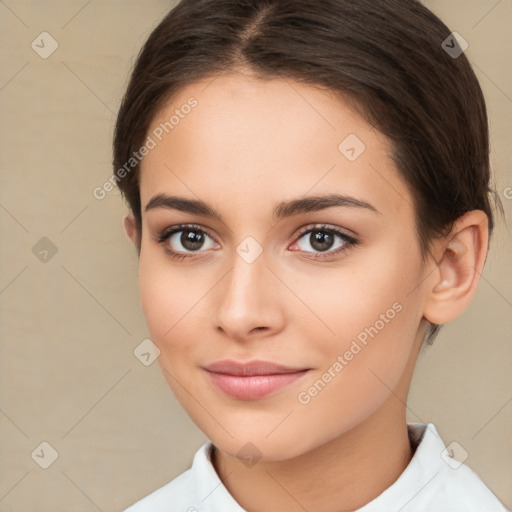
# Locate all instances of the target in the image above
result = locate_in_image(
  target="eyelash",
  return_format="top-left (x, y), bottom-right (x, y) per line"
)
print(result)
top-left (156, 223), bottom-right (358, 262)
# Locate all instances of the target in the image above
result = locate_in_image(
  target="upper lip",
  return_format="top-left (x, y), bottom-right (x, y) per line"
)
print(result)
top-left (204, 360), bottom-right (309, 376)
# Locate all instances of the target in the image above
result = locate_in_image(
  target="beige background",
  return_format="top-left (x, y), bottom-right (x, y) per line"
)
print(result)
top-left (0, 0), bottom-right (511, 510)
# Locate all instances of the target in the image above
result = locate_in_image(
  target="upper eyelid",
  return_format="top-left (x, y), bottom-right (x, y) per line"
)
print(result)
top-left (294, 224), bottom-right (355, 239)
top-left (160, 223), bottom-right (356, 246)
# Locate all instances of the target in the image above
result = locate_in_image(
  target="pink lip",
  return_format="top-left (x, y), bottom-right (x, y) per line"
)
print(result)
top-left (204, 360), bottom-right (311, 400)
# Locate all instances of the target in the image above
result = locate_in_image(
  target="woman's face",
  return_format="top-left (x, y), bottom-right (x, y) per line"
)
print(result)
top-left (134, 72), bottom-right (428, 461)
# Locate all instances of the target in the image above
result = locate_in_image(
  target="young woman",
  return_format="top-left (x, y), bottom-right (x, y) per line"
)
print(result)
top-left (114, 0), bottom-right (507, 510)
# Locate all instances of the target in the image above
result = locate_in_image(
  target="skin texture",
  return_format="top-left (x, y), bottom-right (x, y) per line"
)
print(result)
top-left (123, 71), bottom-right (489, 512)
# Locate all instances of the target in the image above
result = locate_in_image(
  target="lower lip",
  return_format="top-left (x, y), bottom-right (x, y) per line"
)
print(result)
top-left (206, 370), bottom-right (310, 400)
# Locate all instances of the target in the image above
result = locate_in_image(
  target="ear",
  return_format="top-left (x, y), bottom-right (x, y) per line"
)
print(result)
top-left (122, 213), bottom-right (140, 250)
top-left (423, 210), bottom-right (489, 325)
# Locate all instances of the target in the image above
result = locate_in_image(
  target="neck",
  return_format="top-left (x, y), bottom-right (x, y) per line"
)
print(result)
top-left (212, 397), bottom-right (414, 512)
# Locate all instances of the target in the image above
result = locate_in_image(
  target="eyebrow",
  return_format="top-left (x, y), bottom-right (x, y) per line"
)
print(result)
top-left (144, 193), bottom-right (380, 220)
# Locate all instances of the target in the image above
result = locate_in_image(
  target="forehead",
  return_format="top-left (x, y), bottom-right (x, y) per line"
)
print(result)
top-left (139, 72), bottom-right (413, 222)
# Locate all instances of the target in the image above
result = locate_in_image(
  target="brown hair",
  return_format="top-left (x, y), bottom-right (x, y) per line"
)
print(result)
top-left (113, 0), bottom-right (500, 343)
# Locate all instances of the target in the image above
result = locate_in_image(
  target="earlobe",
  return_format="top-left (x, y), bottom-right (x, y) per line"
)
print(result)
top-left (423, 211), bottom-right (489, 325)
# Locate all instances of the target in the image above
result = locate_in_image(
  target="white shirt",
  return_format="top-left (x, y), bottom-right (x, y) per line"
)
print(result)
top-left (124, 423), bottom-right (507, 511)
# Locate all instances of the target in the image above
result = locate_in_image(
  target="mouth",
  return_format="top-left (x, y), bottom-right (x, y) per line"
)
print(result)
top-left (203, 360), bottom-right (311, 400)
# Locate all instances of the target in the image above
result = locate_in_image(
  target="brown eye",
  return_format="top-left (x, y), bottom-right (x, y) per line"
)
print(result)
top-left (157, 224), bottom-right (219, 259)
top-left (179, 229), bottom-right (207, 251)
top-left (291, 225), bottom-right (357, 260)
top-left (308, 230), bottom-right (336, 252)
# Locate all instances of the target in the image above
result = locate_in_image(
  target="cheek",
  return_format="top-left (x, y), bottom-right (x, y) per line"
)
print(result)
top-left (295, 305), bottom-right (418, 450)
top-left (298, 237), bottom-right (422, 348)
top-left (137, 253), bottom-right (215, 430)
top-left (138, 261), bottom-right (170, 340)
top-left (138, 249), bottom-right (191, 344)
top-left (137, 249), bottom-right (214, 373)
top-left (138, 258), bottom-right (201, 401)
top-left (294, 239), bottom-right (424, 398)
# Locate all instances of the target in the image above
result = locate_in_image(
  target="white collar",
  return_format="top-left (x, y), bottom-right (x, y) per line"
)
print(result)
top-left (125, 422), bottom-right (506, 511)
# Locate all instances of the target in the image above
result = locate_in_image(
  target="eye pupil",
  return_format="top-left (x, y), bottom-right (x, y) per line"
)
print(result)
top-left (311, 231), bottom-right (334, 252)
top-left (182, 230), bottom-right (204, 250)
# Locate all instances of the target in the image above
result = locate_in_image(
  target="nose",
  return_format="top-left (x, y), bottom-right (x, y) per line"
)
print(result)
top-left (213, 247), bottom-right (285, 342)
